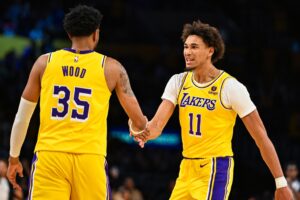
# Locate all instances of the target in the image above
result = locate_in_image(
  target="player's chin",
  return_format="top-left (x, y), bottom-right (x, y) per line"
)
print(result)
top-left (184, 66), bottom-right (196, 71)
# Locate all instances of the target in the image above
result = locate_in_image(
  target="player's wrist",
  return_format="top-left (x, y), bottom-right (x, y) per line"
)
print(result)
top-left (129, 117), bottom-right (148, 135)
top-left (275, 176), bottom-right (288, 189)
top-left (9, 156), bottom-right (20, 164)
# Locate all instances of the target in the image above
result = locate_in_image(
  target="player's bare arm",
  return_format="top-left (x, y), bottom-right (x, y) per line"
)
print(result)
top-left (22, 54), bottom-right (48, 102)
top-left (104, 57), bottom-right (147, 131)
top-left (242, 109), bottom-right (293, 200)
top-left (7, 54), bottom-right (48, 190)
top-left (118, 64), bottom-right (135, 97)
top-left (129, 99), bottom-right (175, 148)
top-left (146, 99), bottom-right (175, 140)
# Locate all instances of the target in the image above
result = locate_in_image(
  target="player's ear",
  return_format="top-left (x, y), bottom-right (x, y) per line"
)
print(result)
top-left (93, 28), bottom-right (100, 42)
top-left (208, 47), bottom-right (214, 57)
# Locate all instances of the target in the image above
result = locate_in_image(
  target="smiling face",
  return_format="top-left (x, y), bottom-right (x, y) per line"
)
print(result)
top-left (183, 35), bottom-right (214, 70)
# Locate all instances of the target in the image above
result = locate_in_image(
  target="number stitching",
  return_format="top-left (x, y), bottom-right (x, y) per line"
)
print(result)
top-left (51, 85), bottom-right (70, 120)
top-left (188, 113), bottom-right (202, 136)
top-left (51, 85), bottom-right (92, 122)
top-left (71, 87), bottom-right (92, 122)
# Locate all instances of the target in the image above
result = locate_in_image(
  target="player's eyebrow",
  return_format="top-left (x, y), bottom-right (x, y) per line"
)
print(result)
top-left (184, 42), bottom-right (199, 46)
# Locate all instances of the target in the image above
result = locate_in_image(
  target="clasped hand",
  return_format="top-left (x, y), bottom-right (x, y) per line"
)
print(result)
top-left (128, 119), bottom-right (150, 148)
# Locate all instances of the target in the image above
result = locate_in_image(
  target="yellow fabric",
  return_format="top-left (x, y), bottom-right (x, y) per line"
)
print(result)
top-left (169, 157), bottom-right (234, 200)
top-left (35, 49), bottom-right (111, 156)
top-left (177, 71), bottom-right (237, 158)
top-left (28, 151), bottom-right (110, 200)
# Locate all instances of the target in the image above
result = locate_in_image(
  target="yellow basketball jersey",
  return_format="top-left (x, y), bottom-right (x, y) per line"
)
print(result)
top-left (35, 48), bottom-right (111, 156)
top-left (178, 71), bottom-right (237, 158)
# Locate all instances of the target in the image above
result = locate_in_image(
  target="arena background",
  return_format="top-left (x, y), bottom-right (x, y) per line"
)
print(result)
top-left (0, 0), bottom-right (300, 199)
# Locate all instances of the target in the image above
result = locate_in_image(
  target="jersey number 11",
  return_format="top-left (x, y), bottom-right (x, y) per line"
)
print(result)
top-left (189, 113), bottom-right (202, 136)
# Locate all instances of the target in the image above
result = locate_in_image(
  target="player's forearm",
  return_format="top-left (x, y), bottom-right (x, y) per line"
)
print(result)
top-left (242, 111), bottom-right (286, 182)
top-left (113, 61), bottom-right (147, 130)
top-left (123, 97), bottom-right (147, 130)
top-left (147, 100), bottom-right (175, 140)
top-left (147, 120), bottom-right (163, 140)
top-left (132, 117), bottom-right (147, 131)
top-left (256, 137), bottom-right (284, 178)
top-left (10, 98), bottom-right (37, 157)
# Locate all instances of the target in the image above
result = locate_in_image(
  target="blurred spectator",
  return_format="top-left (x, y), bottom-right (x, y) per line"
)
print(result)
top-left (110, 165), bottom-right (122, 191)
top-left (285, 162), bottom-right (300, 200)
top-left (0, 159), bottom-right (10, 200)
top-left (113, 187), bottom-right (131, 200)
top-left (119, 177), bottom-right (143, 200)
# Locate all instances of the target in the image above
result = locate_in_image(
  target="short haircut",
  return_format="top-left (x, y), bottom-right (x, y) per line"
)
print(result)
top-left (63, 5), bottom-right (103, 37)
top-left (181, 20), bottom-right (225, 63)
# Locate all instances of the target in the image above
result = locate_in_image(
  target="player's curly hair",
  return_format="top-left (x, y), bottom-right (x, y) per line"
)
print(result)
top-left (63, 5), bottom-right (103, 37)
top-left (181, 20), bottom-right (225, 63)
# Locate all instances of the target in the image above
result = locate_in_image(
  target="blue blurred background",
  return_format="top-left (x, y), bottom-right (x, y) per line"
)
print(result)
top-left (0, 0), bottom-right (300, 199)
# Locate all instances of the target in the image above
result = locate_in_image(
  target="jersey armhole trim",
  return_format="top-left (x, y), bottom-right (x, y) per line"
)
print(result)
top-left (101, 55), bottom-right (107, 68)
top-left (219, 77), bottom-right (233, 110)
top-left (101, 55), bottom-right (112, 95)
top-left (177, 72), bottom-right (189, 101)
top-left (41, 53), bottom-right (51, 84)
top-left (47, 53), bottom-right (52, 63)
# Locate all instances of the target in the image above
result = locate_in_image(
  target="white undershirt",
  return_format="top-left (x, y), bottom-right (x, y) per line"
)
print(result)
top-left (161, 72), bottom-right (256, 118)
top-left (10, 98), bottom-right (37, 157)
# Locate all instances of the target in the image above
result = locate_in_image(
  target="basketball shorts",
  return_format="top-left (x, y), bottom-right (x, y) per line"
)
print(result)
top-left (169, 157), bottom-right (234, 200)
top-left (28, 151), bottom-right (111, 200)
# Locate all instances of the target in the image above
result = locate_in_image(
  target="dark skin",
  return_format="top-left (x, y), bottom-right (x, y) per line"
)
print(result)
top-left (7, 28), bottom-right (147, 190)
top-left (119, 65), bottom-right (135, 97)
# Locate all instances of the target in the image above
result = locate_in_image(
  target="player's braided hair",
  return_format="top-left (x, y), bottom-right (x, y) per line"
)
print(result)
top-left (181, 20), bottom-right (225, 63)
top-left (63, 5), bottom-right (103, 37)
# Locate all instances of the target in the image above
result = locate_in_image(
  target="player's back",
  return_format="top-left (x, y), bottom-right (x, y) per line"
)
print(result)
top-left (35, 48), bottom-right (111, 156)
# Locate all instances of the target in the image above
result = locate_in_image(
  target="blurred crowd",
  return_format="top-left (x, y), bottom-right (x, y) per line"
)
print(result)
top-left (0, 0), bottom-right (300, 199)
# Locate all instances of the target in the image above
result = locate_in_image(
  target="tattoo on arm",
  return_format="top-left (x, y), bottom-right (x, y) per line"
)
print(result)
top-left (119, 65), bottom-right (135, 97)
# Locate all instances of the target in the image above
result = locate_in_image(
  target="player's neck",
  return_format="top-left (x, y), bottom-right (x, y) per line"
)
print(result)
top-left (193, 64), bottom-right (220, 83)
top-left (71, 38), bottom-right (94, 51)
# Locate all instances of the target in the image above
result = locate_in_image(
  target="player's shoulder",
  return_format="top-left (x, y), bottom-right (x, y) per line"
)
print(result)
top-left (42, 49), bottom-right (64, 62)
top-left (221, 71), bottom-right (237, 83)
top-left (29, 53), bottom-right (50, 79)
top-left (221, 72), bottom-right (248, 92)
top-left (105, 56), bottom-right (122, 67)
top-left (103, 56), bottom-right (124, 74)
top-left (175, 71), bottom-right (188, 78)
top-left (169, 71), bottom-right (188, 83)
top-left (39, 53), bottom-right (50, 60)
top-left (35, 53), bottom-right (50, 66)
top-left (164, 72), bottom-right (189, 90)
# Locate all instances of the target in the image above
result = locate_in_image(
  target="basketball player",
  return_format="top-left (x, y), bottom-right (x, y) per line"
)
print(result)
top-left (7, 5), bottom-right (147, 200)
top-left (132, 21), bottom-right (293, 199)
